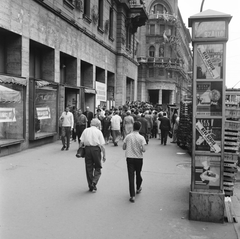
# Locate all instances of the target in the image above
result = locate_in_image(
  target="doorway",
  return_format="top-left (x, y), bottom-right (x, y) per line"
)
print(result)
top-left (162, 90), bottom-right (171, 105)
top-left (149, 90), bottom-right (159, 105)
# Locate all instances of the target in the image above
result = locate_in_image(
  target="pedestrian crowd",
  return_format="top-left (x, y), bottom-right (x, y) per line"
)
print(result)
top-left (59, 101), bottom-right (180, 202)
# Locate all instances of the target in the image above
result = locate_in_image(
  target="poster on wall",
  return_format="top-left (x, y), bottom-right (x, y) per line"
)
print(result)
top-left (196, 81), bottom-right (222, 116)
top-left (36, 107), bottom-right (51, 120)
top-left (196, 44), bottom-right (223, 79)
top-left (195, 118), bottom-right (221, 153)
top-left (194, 155), bottom-right (221, 190)
top-left (96, 82), bottom-right (106, 107)
top-left (0, 108), bottom-right (16, 122)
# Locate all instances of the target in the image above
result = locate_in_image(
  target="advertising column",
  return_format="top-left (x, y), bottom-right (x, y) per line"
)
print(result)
top-left (188, 10), bottom-right (232, 222)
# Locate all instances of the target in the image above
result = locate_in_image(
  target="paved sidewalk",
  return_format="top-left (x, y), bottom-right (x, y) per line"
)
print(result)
top-left (0, 138), bottom-right (239, 239)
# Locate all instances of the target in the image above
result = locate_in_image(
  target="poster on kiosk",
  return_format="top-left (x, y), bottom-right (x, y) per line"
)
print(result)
top-left (188, 9), bottom-right (232, 222)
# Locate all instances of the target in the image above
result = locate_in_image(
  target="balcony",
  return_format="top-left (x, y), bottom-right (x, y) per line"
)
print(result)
top-left (149, 12), bottom-right (180, 28)
top-left (128, 0), bottom-right (148, 33)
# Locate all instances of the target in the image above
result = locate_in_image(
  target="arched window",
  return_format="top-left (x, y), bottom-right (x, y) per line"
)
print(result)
top-left (149, 46), bottom-right (155, 57)
top-left (153, 4), bottom-right (167, 14)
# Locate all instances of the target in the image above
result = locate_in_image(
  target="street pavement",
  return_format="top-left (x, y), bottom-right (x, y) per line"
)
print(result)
top-left (0, 137), bottom-right (239, 239)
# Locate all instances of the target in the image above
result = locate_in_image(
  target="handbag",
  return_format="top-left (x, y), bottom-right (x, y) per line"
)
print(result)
top-left (168, 131), bottom-right (173, 138)
top-left (76, 146), bottom-right (85, 158)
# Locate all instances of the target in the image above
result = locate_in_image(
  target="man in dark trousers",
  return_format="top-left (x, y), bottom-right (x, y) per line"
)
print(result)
top-left (122, 121), bottom-right (146, 203)
top-left (84, 106), bottom-right (93, 128)
top-left (79, 118), bottom-right (106, 193)
top-left (159, 112), bottom-right (171, 146)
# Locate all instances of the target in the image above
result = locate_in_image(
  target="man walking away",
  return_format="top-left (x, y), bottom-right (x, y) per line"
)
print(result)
top-left (110, 111), bottom-right (122, 146)
top-left (59, 106), bottom-right (74, 150)
top-left (159, 112), bottom-right (171, 146)
top-left (123, 121), bottom-right (146, 203)
top-left (79, 119), bottom-right (106, 193)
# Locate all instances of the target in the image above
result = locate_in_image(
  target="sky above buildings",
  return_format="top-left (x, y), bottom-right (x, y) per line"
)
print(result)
top-left (178, 0), bottom-right (240, 88)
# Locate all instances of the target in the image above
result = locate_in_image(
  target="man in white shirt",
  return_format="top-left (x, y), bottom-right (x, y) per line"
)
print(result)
top-left (79, 118), bottom-right (106, 193)
top-left (59, 106), bottom-right (74, 150)
top-left (110, 111), bottom-right (122, 146)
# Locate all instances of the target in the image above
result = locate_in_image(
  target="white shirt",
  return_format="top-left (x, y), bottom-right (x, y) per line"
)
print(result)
top-left (80, 126), bottom-right (105, 146)
top-left (111, 114), bottom-right (122, 130)
top-left (60, 111), bottom-right (74, 129)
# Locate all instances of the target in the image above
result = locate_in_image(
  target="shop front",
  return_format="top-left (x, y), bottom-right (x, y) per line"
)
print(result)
top-left (0, 75), bottom-right (26, 155)
top-left (29, 78), bottom-right (59, 143)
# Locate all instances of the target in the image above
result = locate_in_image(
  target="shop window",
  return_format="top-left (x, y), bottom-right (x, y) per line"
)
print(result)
top-left (0, 77), bottom-right (26, 144)
top-left (149, 46), bottom-right (155, 57)
top-left (29, 79), bottom-right (58, 140)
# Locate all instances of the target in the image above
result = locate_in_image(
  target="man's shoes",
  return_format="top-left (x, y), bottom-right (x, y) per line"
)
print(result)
top-left (66, 147), bottom-right (69, 150)
top-left (164, 144), bottom-right (166, 146)
top-left (114, 143), bottom-right (118, 146)
top-left (136, 187), bottom-right (142, 194)
top-left (129, 197), bottom-right (135, 203)
top-left (92, 183), bottom-right (97, 193)
top-left (171, 141), bottom-right (176, 143)
top-left (61, 146), bottom-right (66, 151)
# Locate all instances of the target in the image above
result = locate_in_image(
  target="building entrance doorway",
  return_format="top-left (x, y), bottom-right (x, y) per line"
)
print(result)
top-left (162, 90), bottom-right (171, 105)
top-left (149, 90), bottom-right (159, 105)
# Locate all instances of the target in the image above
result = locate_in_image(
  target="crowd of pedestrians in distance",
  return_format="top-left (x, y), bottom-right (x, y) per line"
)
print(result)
top-left (59, 101), bottom-right (179, 202)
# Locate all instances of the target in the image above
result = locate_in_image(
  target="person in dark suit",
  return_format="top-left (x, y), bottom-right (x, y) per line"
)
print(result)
top-left (84, 106), bottom-right (93, 128)
top-left (159, 112), bottom-right (171, 145)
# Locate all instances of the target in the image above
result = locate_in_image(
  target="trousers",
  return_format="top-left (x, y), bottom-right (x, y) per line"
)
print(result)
top-left (126, 158), bottom-right (143, 197)
top-left (61, 126), bottom-right (71, 148)
top-left (85, 146), bottom-right (102, 188)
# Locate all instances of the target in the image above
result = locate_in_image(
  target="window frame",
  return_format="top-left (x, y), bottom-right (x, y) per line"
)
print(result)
top-left (149, 46), bottom-right (155, 57)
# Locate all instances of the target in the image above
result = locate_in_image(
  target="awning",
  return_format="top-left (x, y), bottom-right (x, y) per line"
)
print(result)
top-left (0, 75), bottom-right (27, 86)
top-left (35, 80), bottom-right (52, 87)
top-left (0, 85), bottom-right (21, 102)
top-left (84, 88), bottom-right (96, 94)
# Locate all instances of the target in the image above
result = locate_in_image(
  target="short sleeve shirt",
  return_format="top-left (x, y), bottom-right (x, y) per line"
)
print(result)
top-left (80, 126), bottom-right (105, 146)
top-left (123, 131), bottom-right (146, 158)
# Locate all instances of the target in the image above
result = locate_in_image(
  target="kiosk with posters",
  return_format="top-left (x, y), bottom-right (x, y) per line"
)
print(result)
top-left (188, 10), bottom-right (232, 222)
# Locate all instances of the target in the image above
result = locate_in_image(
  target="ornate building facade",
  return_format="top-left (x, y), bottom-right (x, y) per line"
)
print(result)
top-left (136, 0), bottom-right (192, 108)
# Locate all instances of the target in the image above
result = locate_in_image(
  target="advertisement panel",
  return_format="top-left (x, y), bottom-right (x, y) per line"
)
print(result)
top-left (195, 118), bottom-right (221, 153)
top-left (194, 155), bottom-right (221, 190)
top-left (196, 81), bottom-right (222, 116)
top-left (196, 44), bottom-right (223, 79)
top-left (194, 21), bottom-right (226, 39)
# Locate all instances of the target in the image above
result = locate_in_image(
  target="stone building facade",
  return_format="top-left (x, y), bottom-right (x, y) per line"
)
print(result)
top-left (0, 0), bottom-right (147, 155)
top-left (136, 0), bottom-right (192, 109)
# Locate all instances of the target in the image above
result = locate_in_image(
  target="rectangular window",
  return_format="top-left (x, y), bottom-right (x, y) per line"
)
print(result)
top-left (149, 68), bottom-right (154, 77)
top-left (29, 79), bottom-right (58, 140)
top-left (109, 7), bottom-right (114, 39)
top-left (160, 25), bottom-right (165, 35)
top-left (83, 0), bottom-right (90, 18)
top-left (126, 26), bottom-right (132, 50)
top-left (158, 68), bottom-right (164, 76)
top-left (150, 24), bottom-right (155, 35)
top-left (98, 0), bottom-right (104, 30)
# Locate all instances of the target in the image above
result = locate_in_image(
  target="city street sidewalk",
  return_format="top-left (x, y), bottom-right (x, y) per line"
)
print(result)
top-left (0, 138), bottom-right (239, 239)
